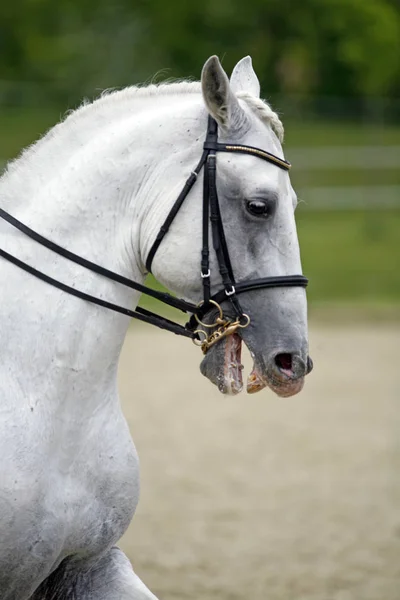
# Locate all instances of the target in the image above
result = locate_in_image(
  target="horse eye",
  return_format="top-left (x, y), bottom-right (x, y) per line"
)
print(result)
top-left (246, 199), bottom-right (272, 218)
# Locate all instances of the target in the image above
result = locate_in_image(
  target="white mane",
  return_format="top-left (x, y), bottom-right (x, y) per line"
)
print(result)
top-left (66, 82), bottom-right (284, 141)
top-left (65, 81), bottom-right (202, 127)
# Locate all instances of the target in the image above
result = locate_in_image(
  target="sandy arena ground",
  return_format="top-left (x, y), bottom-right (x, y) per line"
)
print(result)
top-left (118, 323), bottom-right (400, 600)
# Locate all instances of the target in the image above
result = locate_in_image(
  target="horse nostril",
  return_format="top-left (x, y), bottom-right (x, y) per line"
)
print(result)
top-left (275, 353), bottom-right (293, 372)
top-left (274, 352), bottom-right (308, 378)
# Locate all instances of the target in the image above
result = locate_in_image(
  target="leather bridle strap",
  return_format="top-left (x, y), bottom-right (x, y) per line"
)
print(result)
top-left (0, 207), bottom-right (198, 316)
top-left (0, 246), bottom-right (194, 337)
top-left (201, 148), bottom-right (211, 305)
top-left (0, 207), bottom-right (201, 338)
top-left (187, 275), bottom-right (309, 331)
top-left (145, 149), bottom-right (208, 273)
top-left (194, 275), bottom-right (309, 323)
top-left (207, 152), bottom-right (244, 319)
top-left (205, 118), bottom-right (243, 320)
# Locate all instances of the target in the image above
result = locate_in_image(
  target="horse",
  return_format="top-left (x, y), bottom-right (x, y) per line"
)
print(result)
top-left (0, 55), bottom-right (312, 599)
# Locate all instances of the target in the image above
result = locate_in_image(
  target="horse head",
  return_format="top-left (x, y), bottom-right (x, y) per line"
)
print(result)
top-left (147, 56), bottom-right (312, 396)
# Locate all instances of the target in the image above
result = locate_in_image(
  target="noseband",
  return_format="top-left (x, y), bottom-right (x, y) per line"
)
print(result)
top-left (0, 116), bottom-right (308, 353)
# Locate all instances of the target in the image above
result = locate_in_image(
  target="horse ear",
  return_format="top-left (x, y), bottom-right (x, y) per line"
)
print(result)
top-left (230, 56), bottom-right (260, 98)
top-left (201, 55), bottom-right (247, 131)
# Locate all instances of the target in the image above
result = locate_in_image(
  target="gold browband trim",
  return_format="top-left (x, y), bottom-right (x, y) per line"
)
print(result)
top-left (224, 145), bottom-right (291, 170)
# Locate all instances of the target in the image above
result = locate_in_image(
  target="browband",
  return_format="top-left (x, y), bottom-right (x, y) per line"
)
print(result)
top-left (202, 142), bottom-right (291, 171)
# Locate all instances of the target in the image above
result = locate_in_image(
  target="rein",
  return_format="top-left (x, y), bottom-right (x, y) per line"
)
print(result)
top-left (0, 116), bottom-right (308, 352)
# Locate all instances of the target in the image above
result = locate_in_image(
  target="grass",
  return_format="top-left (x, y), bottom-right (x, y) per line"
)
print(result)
top-left (296, 208), bottom-right (400, 304)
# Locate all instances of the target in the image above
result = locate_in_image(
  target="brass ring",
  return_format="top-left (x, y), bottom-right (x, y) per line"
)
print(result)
top-left (237, 314), bottom-right (250, 328)
top-left (192, 329), bottom-right (208, 346)
top-left (195, 299), bottom-right (225, 328)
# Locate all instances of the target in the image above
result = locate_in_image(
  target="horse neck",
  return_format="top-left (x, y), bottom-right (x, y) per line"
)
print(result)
top-left (0, 90), bottom-right (204, 405)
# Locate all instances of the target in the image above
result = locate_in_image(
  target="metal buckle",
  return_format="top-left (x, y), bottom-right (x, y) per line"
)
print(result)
top-left (225, 285), bottom-right (235, 297)
top-left (200, 269), bottom-right (210, 279)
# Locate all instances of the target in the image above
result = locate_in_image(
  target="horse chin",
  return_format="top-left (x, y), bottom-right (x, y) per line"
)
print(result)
top-left (200, 335), bottom-right (305, 397)
top-left (247, 365), bottom-right (304, 397)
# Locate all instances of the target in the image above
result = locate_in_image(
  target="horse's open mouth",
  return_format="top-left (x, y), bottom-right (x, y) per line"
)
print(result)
top-left (219, 332), bottom-right (244, 395)
top-left (200, 333), bottom-right (306, 397)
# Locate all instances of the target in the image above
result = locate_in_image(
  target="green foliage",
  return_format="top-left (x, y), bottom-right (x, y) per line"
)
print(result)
top-left (133, 0), bottom-right (400, 99)
top-left (0, 0), bottom-right (399, 106)
top-left (0, 107), bottom-right (60, 158)
top-left (309, 0), bottom-right (400, 97)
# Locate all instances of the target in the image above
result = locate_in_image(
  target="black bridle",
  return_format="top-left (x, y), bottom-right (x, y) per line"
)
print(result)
top-left (0, 116), bottom-right (308, 351)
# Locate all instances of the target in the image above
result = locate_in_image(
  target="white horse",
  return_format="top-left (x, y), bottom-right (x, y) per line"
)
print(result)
top-left (0, 56), bottom-right (311, 598)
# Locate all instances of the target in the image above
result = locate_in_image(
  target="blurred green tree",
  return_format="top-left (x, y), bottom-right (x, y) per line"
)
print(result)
top-left (0, 0), bottom-right (399, 106)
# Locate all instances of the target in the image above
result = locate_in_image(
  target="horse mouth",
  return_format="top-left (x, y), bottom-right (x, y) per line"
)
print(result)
top-left (200, 333), bottom-right (308, 397)
top-left (246, 365), bottom-right (304, 397)
top-left (218, 332), bottom-right (244, 395)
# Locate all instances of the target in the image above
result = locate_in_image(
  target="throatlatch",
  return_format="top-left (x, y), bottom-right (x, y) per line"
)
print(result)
top-left (0, 116), bottom-right (308, 353)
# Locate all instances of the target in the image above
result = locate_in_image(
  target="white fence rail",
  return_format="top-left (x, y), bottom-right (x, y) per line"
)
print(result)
top-left (299, 185), bottom-right (400, 210)
top-left (288, 145), bottom-right (400, 170)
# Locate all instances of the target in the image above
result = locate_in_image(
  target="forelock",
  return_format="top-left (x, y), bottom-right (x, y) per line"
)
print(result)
top-left (236, 91), bottom-right (284, 143)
